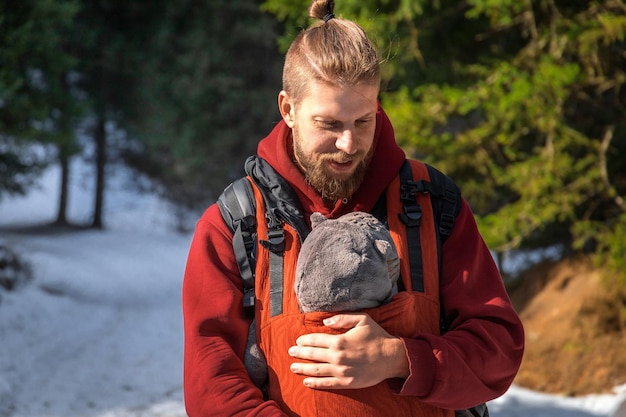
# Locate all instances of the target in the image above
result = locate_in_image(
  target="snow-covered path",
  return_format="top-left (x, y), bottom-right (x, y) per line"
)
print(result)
top-left (0, 228), bottom-right (190, 417)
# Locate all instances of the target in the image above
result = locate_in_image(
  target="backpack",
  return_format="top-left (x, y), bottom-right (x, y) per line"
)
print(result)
top-left (218, 156), bottom-right (460, 313)
top-left (217, 155), bottom-right (488, 417)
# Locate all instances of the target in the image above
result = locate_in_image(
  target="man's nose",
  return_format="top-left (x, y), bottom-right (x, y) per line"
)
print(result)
top-left (335, 128), bottom-right (357, 155)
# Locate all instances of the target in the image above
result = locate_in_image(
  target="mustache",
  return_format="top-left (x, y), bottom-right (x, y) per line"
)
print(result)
top-left (320, 151), bottom-right (361, 163)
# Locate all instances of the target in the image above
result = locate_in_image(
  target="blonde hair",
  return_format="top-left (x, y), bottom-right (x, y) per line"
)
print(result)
top-left (282, 0), bottom-right (381, 105)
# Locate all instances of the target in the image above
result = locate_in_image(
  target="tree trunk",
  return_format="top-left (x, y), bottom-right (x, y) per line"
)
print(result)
top-left (92, 117), bottom-right (106, 229)
top-left (55, 147), bottom-right (70, 226)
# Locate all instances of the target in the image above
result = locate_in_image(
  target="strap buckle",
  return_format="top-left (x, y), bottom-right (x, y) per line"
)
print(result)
top-left (400, 180), bottom-right (419, 202)
top-left (439, 213), bottom-right (455, 236)
top-left (260, 228), bottom-right (285, 252)
top-left (242, 287), bottom-right (255, 308)
top-left (399, 203), bottom-right (422, 227)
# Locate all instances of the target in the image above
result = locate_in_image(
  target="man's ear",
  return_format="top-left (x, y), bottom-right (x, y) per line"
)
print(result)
top-left (278, 90), bottom-right (295, 128)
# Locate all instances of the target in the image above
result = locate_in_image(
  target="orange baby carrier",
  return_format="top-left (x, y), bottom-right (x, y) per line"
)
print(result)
top-left (218, 156), bottom-right (464, 417)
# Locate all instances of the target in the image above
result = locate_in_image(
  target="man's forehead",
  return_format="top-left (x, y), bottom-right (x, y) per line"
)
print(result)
top-left (299, 83), bottom-right (379, 118)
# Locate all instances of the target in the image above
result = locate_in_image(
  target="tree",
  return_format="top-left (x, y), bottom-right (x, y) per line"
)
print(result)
top-left (0, 0), bottom-right (82, 220)
top-left (122, 0), bottom-right (283, 211)
top-left (65, 0), bottom-right (169, 229)
top-left (390, 1), bottom-right (626, 277)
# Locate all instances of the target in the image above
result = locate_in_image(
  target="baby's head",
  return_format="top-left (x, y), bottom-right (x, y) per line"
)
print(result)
top-left (295, 212), bottom-right (400, 313)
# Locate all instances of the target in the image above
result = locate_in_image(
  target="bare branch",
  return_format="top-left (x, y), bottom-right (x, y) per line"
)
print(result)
top-left (599, 125), bottom-right (626, 211)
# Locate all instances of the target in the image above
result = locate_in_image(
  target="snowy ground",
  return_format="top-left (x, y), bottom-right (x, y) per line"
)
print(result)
top-left (0, 160), bottom-right (625, 417)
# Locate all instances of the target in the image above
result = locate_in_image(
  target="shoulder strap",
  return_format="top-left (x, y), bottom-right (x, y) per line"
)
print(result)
top-left (423, 163), bottom-right (462, 269)
top-left (398, 161), bottom-right (426, 292)
top-left (397, 160), bottom-right (462, 295)
top-left (418, 163), bottom-right (463, 335)
top-left (217, 156), bottom-right (308, 312)
top-left (217, 177), bottom-right (257, 309)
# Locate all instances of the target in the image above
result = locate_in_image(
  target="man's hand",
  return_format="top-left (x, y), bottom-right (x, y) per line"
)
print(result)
top-left (288, 313), bottom-right (410, 389)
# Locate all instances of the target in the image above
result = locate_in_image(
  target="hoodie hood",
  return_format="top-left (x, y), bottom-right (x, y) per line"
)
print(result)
top-left (257, 105), bottom-right (405, 219)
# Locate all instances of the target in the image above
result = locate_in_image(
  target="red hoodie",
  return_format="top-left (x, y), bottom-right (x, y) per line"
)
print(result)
top-left (182, 107), bottom-right (524, 416)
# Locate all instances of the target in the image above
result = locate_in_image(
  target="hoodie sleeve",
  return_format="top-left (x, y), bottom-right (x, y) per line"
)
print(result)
top-left (397, 199), bottom-right (525, 409)
top-left (182, 204), bottom-right (288, 417)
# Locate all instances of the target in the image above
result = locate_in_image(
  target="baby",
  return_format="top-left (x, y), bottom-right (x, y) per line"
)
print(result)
top-left (245, 211), bottom-right (400, 386)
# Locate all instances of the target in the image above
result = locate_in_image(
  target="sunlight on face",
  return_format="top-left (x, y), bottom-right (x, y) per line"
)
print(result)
top-left (282, 82), bottom-right (379, 201)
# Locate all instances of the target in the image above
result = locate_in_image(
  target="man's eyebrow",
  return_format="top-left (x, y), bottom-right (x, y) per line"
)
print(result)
top-left (312, 111), bottom-right (376, 121)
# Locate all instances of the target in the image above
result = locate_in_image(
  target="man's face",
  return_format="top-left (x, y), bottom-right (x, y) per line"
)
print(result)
top-left (280, 81), bottom-right (379, 201)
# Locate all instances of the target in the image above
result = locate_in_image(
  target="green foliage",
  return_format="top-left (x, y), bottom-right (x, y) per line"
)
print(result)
top-left (0, 0), bottom-right (82, 198)
top-left (388, 56), bottom-right (598, 251)
top-left (0, 0), bottom-right (81, 135)
top-left (573, 212), bottom-right (626, 285)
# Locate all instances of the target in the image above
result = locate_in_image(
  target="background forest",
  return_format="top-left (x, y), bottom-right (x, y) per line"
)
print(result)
top-left (1, 0), bottom-right (626, 395)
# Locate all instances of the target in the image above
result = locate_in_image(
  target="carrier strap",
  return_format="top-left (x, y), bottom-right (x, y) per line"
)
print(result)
top-left (398, 161), bottom-right (425, 292)
top-left (259, 218), bottom-right (286, 317)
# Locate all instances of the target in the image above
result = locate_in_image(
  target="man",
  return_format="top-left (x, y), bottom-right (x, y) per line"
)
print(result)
top-left (182, 1), bottom-right (524, 416)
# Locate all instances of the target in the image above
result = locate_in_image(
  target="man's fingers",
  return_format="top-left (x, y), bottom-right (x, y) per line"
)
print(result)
top-left (322, 313), bottom-right (367, 329)
top-left (303, 376), bottom-right (350, 389)
top-left (294, 331), bottom-right (341, 350)
top-left (290, 361), bottom-right (334, 376)
top-left (289, 343), bottom-right (336, 363)
top-left (290, 362), bottom-right (354, 389)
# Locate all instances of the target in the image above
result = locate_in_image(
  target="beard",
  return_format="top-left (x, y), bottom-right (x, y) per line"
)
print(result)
top-left (292, 131), bottom-right (370, 201)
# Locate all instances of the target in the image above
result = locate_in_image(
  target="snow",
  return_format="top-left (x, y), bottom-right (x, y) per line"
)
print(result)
top-left (1, 159), bottom-right (625, 417)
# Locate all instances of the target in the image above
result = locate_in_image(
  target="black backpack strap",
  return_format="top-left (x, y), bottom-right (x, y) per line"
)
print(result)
top-left (398, 160), bottom-right (425, 293)
top-left (419, 164), bottom-right (462, 336)
top-left (423, 163), bottom-right (461, 271)
top-left (217, 175), bottom-right (285, 317)
top-left (217, 174), bottom-right (286, 316)
top-left (217, 178), bottom-right (257, 309)
top-left (397, 160), bottom-right (462, 293)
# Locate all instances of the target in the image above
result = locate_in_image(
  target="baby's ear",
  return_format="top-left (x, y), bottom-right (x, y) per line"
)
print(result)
top-left (310, 212), bottom-right (327, 229)
top-left (374, 239), bottom-right (392, 257)
top-left (374, 239), bottom-right (401, 283)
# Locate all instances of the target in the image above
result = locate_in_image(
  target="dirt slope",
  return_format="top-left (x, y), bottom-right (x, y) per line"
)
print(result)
top-left (509, 257), bottom-right (626, 395)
